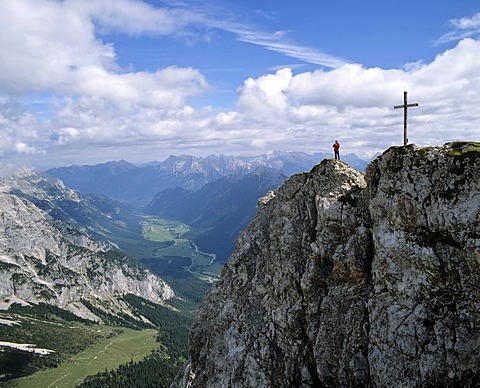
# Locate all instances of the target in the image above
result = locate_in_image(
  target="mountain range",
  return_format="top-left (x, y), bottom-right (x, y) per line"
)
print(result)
top-left (45, 152), bottom-right (367, 264)
top-left (46, 152), bottom-right (368, 207)
top-left (0, 167), bottom-right (210, 384)
top-left (2, 142), bottom-right (479, 386)
top-left (1, 151), bottom-right (370, 384)
top-left (0, 168), bottom-right (173, 322)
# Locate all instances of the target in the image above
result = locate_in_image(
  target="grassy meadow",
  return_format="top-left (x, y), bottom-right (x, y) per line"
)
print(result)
top-left (8, 327), bottom-right (159, 388)
top-left (141, 217), bottom-right (222, 277)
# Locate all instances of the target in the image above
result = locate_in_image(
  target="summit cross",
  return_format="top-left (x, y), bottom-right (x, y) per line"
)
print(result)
top-left (394, 91), bottom-right (419, 146)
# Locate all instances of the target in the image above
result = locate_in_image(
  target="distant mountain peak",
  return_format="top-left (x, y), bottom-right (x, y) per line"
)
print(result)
top-left (45, 152), bottom-right (368, 207)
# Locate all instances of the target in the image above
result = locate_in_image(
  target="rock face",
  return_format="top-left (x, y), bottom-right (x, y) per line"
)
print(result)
top-left (174, 142), bottom-right (480, 387)
top-left (0, 169), bottom-right (174, 322)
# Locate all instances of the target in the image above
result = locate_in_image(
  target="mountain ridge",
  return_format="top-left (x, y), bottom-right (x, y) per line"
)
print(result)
top-left (0, 169), bottom-right (174, 323)
top-left (173, 142), bottom-right (480, 387)
top-left (46, 152), bottom-right (368, 206)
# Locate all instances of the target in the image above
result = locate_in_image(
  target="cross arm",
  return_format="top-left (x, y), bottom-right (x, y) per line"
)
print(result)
top-left (394, 103), bottom-right (419, 109)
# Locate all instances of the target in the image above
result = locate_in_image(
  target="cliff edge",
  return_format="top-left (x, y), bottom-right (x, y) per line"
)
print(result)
top-left (174, 142), bottom-right (480, 387)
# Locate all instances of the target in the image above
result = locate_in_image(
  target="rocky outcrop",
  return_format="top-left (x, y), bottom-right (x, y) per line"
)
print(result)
top-left (174, 142), bottom-right (480, 387)
top-left (0, 170), bottom-right (174, 322)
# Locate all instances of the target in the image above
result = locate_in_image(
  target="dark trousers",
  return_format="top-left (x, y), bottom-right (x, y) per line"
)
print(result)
top-left (334, 151), bottom-right (340, 160)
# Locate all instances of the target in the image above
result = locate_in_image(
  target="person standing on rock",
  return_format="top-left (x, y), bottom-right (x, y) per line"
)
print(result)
top-left (333, 140), bottom-right (340, 160)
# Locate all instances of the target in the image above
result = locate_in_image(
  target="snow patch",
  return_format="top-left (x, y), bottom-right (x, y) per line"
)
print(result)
top-left (0, 318), bottom-right (20, 326)
top-left (0, 341), bottom-right (55, 355)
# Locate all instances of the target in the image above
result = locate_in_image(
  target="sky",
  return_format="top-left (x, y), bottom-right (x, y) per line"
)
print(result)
top-left (1, 0), bottom-right (480, 169)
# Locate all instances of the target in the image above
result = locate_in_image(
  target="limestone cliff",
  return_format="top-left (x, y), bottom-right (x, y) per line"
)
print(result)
top-left (0, 169), bottom-right (174, 322)
top-left (174, 142), bottom-right (480, 387)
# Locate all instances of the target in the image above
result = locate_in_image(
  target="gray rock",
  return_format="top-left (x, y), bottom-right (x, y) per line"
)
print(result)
top-left (0, 169), bottom-right (174, 321)
top-left (173, 142), bottom-right (480, 387)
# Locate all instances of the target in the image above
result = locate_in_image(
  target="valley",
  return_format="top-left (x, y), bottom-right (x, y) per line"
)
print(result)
top-left (1, 295), bottom-right (193, 387)
top-left (0, 170), bottom-right (202, 386)
top-left (141, 216), bottom-right (222, 279)
top-left (1, 153), bottom-right (342, 386)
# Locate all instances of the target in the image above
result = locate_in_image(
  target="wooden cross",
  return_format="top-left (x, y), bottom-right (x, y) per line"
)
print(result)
top-left (394, 91), bottom-right (418, 146)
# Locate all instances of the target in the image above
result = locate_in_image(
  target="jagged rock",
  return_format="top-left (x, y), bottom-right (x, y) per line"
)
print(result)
top-left (173, 142), bottom-right (480, 387)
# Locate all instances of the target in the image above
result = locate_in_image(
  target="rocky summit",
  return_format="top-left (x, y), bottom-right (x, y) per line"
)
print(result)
top-left (173, 142), bottom-right (480, 387)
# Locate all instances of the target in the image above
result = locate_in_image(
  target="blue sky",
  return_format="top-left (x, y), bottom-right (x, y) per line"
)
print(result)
top-left (0, 0), bottom-right (479, 168)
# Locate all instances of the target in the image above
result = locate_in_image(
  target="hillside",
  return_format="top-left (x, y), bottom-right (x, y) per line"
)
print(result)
top-left (173, 142), bottom-right (480, 387)
top-left (0, 169), bottom-right (190, 384)
top-left (0, 169), bottom-right (174, 322)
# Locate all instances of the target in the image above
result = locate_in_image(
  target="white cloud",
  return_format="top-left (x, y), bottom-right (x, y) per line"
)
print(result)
top-left (72, 66), bottom-right (208, 109)
top-left (4, 36), bottom-right (480, 167)
top-left (231, 38), bottom-right (480, 156)
top-left (0, 98), bottom-right (44, 156)
top-left (70, 0), bottom-right (203, 36)
top-left (236, 68), bottom-right (293, 120)
top-left (0, 0), bottom-right (208, 105)
top-left (287, 65), bottom-right (405, 109)
top-left (0, 0), bottom-right (211, 167)
top-left (0, 1), bottom-right (479, 167)
top-left (231, 29), bottom-right (348, 69)
top-left (436, 12), bottom-right (480, 44)
top-left (14, 142), bottom-right (37, 154)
